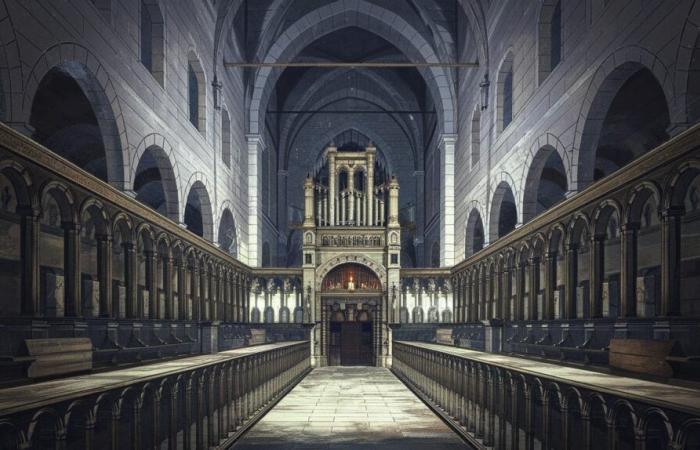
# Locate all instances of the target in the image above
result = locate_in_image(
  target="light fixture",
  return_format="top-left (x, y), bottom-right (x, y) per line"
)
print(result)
top-left (480, 74), bottom-right (490, 111)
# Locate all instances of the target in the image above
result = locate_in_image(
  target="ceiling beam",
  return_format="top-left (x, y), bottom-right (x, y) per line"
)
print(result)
top-left (224, 61), bottom-right (478, 68)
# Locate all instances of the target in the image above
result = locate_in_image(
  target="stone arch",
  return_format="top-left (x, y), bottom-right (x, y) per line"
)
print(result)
top-left (521, 133), bottom-right (572, 223)
top-left (248, 1), bottom-right (456, 137)
top-left (285, 93), bottom-right (417, 170)
top-left (489, 178), bottom-right (518, 242)
top-left (131, 134), bottom-right (181, 222)
top-left (465, 204), bottom-right (485, 259)
top-left (280, 68), bottom-right (422, 166)
top-left (537, 0), bottom-right (563, 85)
top-left (591, 199), bottom-right (622, 238)
top-left (573, 47), bottom-right (675, 190)
top-left (182, 174), bottom-right (214, 241)
top-left (625, 181), bottom-right (662, 226)
top-left (0, 159), bottom-right (33, 211)
top-left (315, 255), bottom-right (387, 292)
top-left (496, 50), bottom-right (515, 133)
top-left (23, 43), bottom-right (128, 189)
top-left (674, 0), bottom-right (700, 126)
top-left (310, 125), bottom-right (397, 175)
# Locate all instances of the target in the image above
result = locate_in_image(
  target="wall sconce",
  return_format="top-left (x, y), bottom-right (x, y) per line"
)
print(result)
top-left (480, 74), bottom-right (490, 111)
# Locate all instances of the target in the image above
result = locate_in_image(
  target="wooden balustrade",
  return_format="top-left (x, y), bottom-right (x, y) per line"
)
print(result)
top-left (0, 341), bottom-right (310, 449)
top-left (393, 341), bottom-right (700, 450)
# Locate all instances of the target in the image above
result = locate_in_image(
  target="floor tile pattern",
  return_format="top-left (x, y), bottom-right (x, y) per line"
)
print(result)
top-left (233, 366), bottom-right (470, 449)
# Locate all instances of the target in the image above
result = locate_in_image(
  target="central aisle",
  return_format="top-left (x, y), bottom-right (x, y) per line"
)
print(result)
top-left (233, 366), bottom-right (470, 449)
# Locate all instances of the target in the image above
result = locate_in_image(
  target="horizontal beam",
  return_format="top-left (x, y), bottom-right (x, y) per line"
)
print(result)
top-left (267, 110), bottom-right (436, 115)
top-left (224, 61), bottom-right (479, 69)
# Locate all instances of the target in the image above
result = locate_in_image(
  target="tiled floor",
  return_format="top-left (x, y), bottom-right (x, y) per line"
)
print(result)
top-left (232, 366), bottom-right (470, 449)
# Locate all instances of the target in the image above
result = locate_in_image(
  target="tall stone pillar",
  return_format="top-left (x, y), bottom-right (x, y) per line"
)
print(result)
top-left (439, 134), bottom-right (457, 267)
top-left (544, 252), bottom-right (557, 320)
top-left (124, 242), bottom-right (137, 319)
top-left (177, 260), bottom-right (186, 320)
top-left (620, 226), bottom-right (638, 318)
top-left (303, 176), bottom-right (315, 227)
top-left (146, 251), bottom-right (158, 319)
top-left (20, 209), bottom-right (40, 316)
top-left (165, 256), bottom-right (174, 320)
top-left (564, 244), bottom-right (578, 320)
top-left (63, 222), bottom-right (81, 317)
top-left (327, 146), bottom-right (337, 225)
top-left (97, 234), bottom-right (113, 317)
top-left (247, 135), bottom-right (265, 266)
top-left (366, 145), bottom-right (375, 225)
top-left (529, 257), bottom-right (540, 320)
top-left (347, 170), bottom-right (355, 224)
top-left (661, 208), bottom-right (683, 316)
top-left (589, 235), bottom-right (605, 318)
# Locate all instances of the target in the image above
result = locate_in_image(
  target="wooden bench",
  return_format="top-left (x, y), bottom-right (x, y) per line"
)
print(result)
top-left (609, 338), bottom-right (677, 378)
top-left (436, 328), bottom-right (454, 345)
top-left (10, 338), bottom-right (93, 379)
top-left (248, 329), bottom-right (267, 345)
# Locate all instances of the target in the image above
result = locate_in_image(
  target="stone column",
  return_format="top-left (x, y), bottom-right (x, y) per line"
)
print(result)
top-left (177, 260), bottom-right (186, 320)
top-left (544, 252), bottom-right (557, 320)
top-left (146, 251), bottom-right (158, 319)
top-left (124, 242), bottom-right (137, 318)
top-left (247, 135), bottom-right (265, 266)
top-left (564, 244), bottom-right (578, 320)
top-left (63, 222), bottom-right (81, 317)
top-left (620, 225), bottom-right (638, 318)
top-left (191, 261), bottom-right (200, 321)
top-left (589, 235), bottom-right (605, 318)
top-left (20, 209), bottom-right (40, 316)
top-left (529, 257), bottom-right (540, 320)
top-left (327, 147), bottom-right (337, 225)
top-left (504, 265), bottom-right (514, 320)
top-left (304, 176), bottom-right (315, 227)
top-left (347, 170), bottom-right (354, 224)
top-left (367, 147), bottom-right (375, 225)
top-left (165, 256), bottom-right (174, 320)
top-left (439, 134), bottom-right (457, 266)
top-left (201, 265), bottom-right (209, 321)
top-left (661, 207), bottom-right (683, 316)
top-left (515, 263), bottom-right (524, 321)
top-left (97, 234), bottom-right (113, 317)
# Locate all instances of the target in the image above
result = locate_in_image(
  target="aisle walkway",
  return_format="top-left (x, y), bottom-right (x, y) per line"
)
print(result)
top-left (233, 366), bottom-right (469, 450)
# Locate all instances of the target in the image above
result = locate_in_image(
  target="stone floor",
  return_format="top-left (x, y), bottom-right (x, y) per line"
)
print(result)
top-left (232, 366), bottom-right (470, 449)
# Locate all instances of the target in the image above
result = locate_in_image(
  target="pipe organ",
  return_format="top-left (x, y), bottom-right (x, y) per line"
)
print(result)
top-left (305, 145), bottom-right (393, 228)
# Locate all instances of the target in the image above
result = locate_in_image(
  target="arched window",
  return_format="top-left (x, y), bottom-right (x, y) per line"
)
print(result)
top-left (187, 53), bottom-right (205, 132)
top-left (140, 0), bottom-right (165, 86)
top-left (471, 107), bottom-right (481, 168)
top-left (221, 108), bottom-right (231, 167)
top-left (538, 1), bottom-right (562, 84)
top-left (497, 52), bottom-right (514, 132)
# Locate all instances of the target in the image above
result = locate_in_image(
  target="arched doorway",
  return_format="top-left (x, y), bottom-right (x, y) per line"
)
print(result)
top-left (321, 263), bottom-right (382, 366)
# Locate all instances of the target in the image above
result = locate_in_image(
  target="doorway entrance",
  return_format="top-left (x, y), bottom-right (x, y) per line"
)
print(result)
top-left (329, 321), bottom-right (373, 366)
